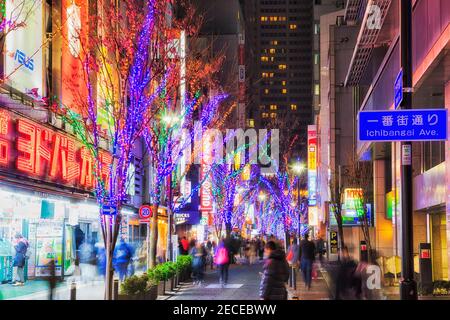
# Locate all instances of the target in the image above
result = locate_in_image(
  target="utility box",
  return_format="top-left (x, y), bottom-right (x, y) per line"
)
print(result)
top-left (360, 241), bottom-right (368, 262)
top-left (419, 243), bottom-right (433, 295)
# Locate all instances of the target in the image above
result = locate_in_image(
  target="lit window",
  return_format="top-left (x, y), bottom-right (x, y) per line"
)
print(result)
top-left (264, 89), bottom-right (269, 94)
top-left (270, 113), bottom-right (277, 118)
top-left (261, 16), bottom-right (268, 22)
top-left (289, 24), bottom-right (297, 30)
top-left (282, 89), bottom-right (287, 94)
top-left (271, 40), bottom-right (278, 45)
top-left (269, 73), bottom-right (274, 78)
top-left (270, 57), bottom-right (275, 62)
top-left (269, 48), bottom-right (276, 54)
top-left (291, 104), bottom-right (297, 111)
top-left (248, 119), bottom-right (255, 127)
top-left (261, 56), bottom-right (269, 62)
top-left (282, 81), bottom-right (286, 86)
top-left (279, 64), bottom-right (287, 70)
top-left (262, 113), bottom-right (269, 118)
top-left (270, 105), bottom-right (277, 110)
top-left (262, 72), bottom-right (268, 78)
top-left (314, 84), bottom-right (320, 95)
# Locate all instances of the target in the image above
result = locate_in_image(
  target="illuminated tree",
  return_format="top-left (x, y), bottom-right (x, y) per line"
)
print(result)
top-left (49, 0), bottom-right (182, 300)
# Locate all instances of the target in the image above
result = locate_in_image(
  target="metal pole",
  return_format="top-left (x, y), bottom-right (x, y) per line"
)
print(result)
top-left (70, 281), bottom-right (76, 300)
top-left (105, 216), bottom-right (112, 300)
top-left (399, 0), bottom-right (417, 300)
top-left (167, 173), bottom-right (173, 262)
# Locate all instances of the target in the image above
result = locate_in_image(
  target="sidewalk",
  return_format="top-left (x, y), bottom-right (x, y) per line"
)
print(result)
top-left (1, 279), bottom-right (105, 300)
top-left (167, 262), bottom-right (263, 300)
top-left (287, 265), bottom-right (331, 300)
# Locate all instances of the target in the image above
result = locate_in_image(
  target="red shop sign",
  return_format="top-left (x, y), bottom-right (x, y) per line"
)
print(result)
top-left (0, 109), bottom-right (111, 190)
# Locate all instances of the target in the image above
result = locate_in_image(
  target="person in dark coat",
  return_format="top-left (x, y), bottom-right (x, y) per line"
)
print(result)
top-left (259, 241), bottom-right (289, 300)
top-left (12, 233), bottom-right (29, 286)
top-left (299, 233), bottom-right (316, 289)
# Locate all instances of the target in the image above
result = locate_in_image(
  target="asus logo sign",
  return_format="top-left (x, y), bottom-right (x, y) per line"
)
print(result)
top-left (14, 49), bottom-right (34, 71)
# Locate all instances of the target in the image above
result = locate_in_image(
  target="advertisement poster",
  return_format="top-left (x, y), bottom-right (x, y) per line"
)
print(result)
top-left (35, 221), bottom-right (63, 276)
top-left (5, 0), bottom-right (44, 96)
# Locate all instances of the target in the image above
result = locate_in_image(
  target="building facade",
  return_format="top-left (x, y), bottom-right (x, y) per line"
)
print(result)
top-left (245, 0), bottom-right (313, 161)
top-left (317, 0), bottom-right (450, 281)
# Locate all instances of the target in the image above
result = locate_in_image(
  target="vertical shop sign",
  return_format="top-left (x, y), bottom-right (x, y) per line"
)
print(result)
top-left (308, 125), bottom-right (317, 206)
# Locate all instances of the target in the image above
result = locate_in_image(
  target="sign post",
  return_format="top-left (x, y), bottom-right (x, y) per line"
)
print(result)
top-left (394, 69), bottom-right (403, 109)
top-left (399, 0), bottom-right (417, 300)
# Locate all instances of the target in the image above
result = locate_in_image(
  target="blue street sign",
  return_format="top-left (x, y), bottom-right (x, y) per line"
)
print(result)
top-left (394, 69), bottom-right (403, 109)
top-left (102, 205), bottom-right (117, 216)
top-left (358, 109), bottom-right (448, 142)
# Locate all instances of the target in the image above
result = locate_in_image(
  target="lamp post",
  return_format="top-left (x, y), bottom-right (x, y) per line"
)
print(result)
top-left (162, 114), bottom-right (179, 262)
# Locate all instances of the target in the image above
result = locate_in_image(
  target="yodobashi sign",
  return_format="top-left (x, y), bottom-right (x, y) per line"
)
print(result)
top-left (358, 109), bottom-right (448, 142)
top-left (5, 0), bottom-right (44, 96)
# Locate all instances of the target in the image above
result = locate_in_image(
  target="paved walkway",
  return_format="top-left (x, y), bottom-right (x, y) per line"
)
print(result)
top-left (287, 264), bottom-right (331, 300)
top-left (1, 279), bottom-right (105, 300)
top-left (166, 261), bottom-right (264, 300)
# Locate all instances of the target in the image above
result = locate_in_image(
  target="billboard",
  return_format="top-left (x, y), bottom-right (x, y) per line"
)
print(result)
top-left (307, 125), bottom-right (317, 206)
top-left (5, 0), bottom-right (44, 96)
top-left (62, 0), bottom-right (88, 115)
top-left (329, 188), bottom-right (372, 226)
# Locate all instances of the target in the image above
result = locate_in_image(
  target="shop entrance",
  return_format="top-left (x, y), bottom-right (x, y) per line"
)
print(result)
top-left (430, 212), bottom-right (449, 281)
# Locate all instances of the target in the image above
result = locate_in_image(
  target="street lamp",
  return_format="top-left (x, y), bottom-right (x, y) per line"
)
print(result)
top-left (161, 113), bottom-right (180, 262)
top-left (258, 191), bottom-right (267, 202)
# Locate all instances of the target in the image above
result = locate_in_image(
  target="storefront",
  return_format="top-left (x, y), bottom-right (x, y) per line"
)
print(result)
top-left (0, 108), bottom-right (140, 282)
top-left (0, 183), bottom-right (138, 282)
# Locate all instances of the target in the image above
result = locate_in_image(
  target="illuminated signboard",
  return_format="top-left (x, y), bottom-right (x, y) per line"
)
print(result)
top-left (62, 0), bottom-right (88, 115)
top-left (340, 188), bottom-right (372, 226)
top-left (174, 211), bottom-right (200, 225)
top-left (307, 125), bottom-right (317, 206)
top-left (200, 137), bottom-right (213, 212)
top-left (5, 0), bottom-right (44, 96)
top-left (308, 206), bottom-right (319, 226)
top-left (0, 109), bottom-right (111, 191)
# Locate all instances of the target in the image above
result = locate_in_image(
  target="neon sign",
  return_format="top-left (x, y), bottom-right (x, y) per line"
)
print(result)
top-left (0, 109), bottom-right (111, 190)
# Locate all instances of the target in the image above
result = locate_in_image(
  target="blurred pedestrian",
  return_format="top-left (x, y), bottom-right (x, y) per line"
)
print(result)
top-left (46, 260), bottom-right (58, 300)
top-left (335, 247), bottom-right (358, 300)
top-left (79, 238), bottom-right (96, 283)
top-left (95, 241), bottom-right (106, 279)
top-left (258, 239), bottom-right (265, 260)
top-left (249, 240), bottom-right (257, 265)
top-left (299, 233), bottom-right (315, 290)
top-left (316, 237), bottom-right (325, 263)
top-left (12, 233), bottom-right (29, 286)
top-left (113, 238), bottom-right (134, 282)
top-left (259, 241), bottom-right (289, 300)
top-left (180, 236), bottom-right (189, 255)
top-left (190, 241), bottom-right (205, 285)
top-left (214, 239), bottom-right (230, 287)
